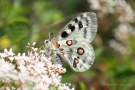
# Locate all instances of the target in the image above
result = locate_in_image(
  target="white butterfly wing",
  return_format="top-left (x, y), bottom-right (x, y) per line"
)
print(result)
top-left (51, 12), bottom-right (97, 43)
top-left (51, 12), bottom-right (97, 72)
top-left (57, 39), bottom-right (94, 72)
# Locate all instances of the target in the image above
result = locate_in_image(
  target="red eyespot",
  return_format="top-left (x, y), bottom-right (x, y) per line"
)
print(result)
top-left (79, 21), bottom-right (83, 28)
top-left (77, 47), bottom-right (84, 55)
top-left (73, 58), bottom-right (79, 68)
top-left (66, 40), bottom-right (72, 46)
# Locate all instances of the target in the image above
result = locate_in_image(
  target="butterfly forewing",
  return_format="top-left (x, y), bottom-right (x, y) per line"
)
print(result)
top-left (51, 12), bottom-right (97, 42)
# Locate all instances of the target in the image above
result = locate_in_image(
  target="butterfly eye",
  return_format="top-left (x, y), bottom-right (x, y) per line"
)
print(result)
top-left (45, 41), bottom-right (48, 43)
top-left (45, 40), bottom-right (49, 44)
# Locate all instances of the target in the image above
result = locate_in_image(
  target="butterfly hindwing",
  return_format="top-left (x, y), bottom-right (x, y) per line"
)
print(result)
top-left (57, 39), bottom-right (95, 72)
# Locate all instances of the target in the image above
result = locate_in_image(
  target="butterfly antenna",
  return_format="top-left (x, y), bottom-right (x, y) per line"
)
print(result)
top-left (48, 30), bottom-right (50, 40)
top-left (48, 30), bottom-right (54, 40)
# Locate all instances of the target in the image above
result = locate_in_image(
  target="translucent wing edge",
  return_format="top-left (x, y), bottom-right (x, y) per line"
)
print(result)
top-left (87, 12), bottom-right (98, 32)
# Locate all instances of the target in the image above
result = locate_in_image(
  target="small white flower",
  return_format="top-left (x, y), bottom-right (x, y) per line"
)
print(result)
top-left (32, 42), bottom-right (36, 46)
top-left (18, 65), bottom-right (27, 73)
top-left (0, 53), bottom-right (7, 58)
top-left (0, 43), bottom-right (74, 90)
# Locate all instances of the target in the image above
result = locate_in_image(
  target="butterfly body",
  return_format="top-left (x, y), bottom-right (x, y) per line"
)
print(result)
top-left (45, 12), bottom-right (97, 72)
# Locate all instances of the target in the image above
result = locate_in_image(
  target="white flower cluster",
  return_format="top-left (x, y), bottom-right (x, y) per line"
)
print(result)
top-left (114, 24), bottom-right (135, 42)
top-left (88, 0), bottom-right (135, 23)
top-left (109, 23), bottom-right (135, 55)
top-left (0, 42), bottom-right (74, 90)
top-left (88, 0), bottom-right (135, 55)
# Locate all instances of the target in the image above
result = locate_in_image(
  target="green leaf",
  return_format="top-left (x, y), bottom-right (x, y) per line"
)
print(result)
top-left (79, 81), bottom-right (86, 90)
top-left (95, 46), bottom-right (104, 58)
top-left (7, 17), bottom-right (29, 24)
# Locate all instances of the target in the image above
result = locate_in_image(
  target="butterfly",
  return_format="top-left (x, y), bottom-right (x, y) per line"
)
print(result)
top-left (44, 12), bottom-right (98, 72)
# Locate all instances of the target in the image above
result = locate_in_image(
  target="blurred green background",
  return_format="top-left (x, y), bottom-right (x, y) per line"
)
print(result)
top-left (0, 0), bottom-right (135, 90)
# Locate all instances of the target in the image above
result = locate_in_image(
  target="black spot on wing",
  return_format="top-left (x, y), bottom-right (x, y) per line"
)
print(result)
top-left (68, 24), bottom-right (75, 32)
top-left (85, 19), bottom-right (89, 23)
top-left (61, 31), bottom-right (68, 38)
top-left (83, 28), bottom-right (87, 38)
top-left (83, 60), bottom-right (86, 63)
top-left (80, 14), bottom-right (83, 18)
top-left (74, 18), bottom-right (78, 23)
top-left (80, 64), bottom-right (82, 68)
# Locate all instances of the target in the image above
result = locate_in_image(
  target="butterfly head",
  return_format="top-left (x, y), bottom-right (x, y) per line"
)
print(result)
top-left (44, 39), bottom-right (52, 51)
top-left (44, 39), bottom-right (50, 46)
top-left (44, 39), bottom-right (59, 52)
